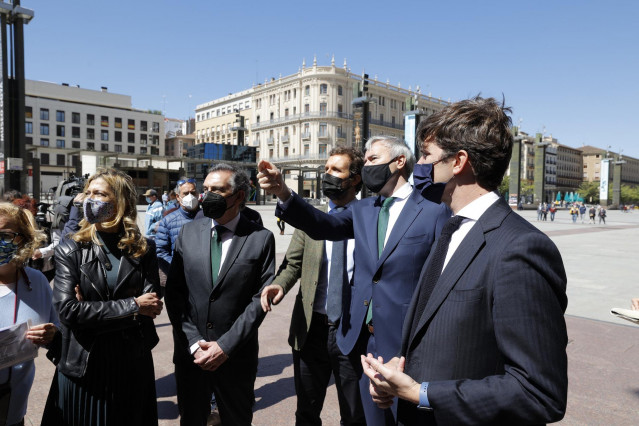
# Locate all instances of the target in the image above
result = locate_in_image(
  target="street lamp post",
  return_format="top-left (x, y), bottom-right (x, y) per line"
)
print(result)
top-left (1, 0), bottom-right (34, 194)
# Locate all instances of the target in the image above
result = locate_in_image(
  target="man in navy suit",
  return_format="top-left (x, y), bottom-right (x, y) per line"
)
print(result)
top-left (258, 136), bottom-right (450, 425)
top-left (362, 96), bottom-right (568, 425)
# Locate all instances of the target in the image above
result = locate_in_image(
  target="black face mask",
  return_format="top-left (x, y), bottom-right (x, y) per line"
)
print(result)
top-left (322, 174), bottom-right (351, 200)
top-left (201, 191), bottom-right (236, 219)
top-left (361, 159), bottom-right (397, 193)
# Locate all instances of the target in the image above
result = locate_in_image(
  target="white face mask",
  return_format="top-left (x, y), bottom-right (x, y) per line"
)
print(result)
top-left (180, 194), bottom-right (199, 211)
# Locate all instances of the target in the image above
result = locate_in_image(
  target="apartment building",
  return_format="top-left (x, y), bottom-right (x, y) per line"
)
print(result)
top-left (25, 80), bottom-right (165, 190)
top-left (195, 58), bottom-right (449, 166)
top-left (581, 145), bottom-right (639, 185)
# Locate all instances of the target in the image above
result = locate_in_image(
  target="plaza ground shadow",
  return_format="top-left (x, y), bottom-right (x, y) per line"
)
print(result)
top-left (257, 353), bottom-right (293, 377)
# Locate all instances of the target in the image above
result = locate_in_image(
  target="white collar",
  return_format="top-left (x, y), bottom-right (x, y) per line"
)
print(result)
top-left (390, 182), bottom-right (413, 200)
top-left (456, 191), bottom-right (501, 221)
top-left (212, 212), bottom-right (241, 233)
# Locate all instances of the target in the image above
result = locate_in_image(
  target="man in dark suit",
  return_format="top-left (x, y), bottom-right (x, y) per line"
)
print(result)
top-left (166, 163), bottom-right (276, 426)
top-left (260, 147), bottom-right (366, 426)
top-left (362, 96), bottom-right (568, 425)
top-left (258, 136), bottom-right (450, 425)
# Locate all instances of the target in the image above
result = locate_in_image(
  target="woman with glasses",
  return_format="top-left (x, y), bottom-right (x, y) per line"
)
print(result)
top-left (0, 203), bottom-right (59, 426)
top-left (42, 168), bottom-right (163, 426)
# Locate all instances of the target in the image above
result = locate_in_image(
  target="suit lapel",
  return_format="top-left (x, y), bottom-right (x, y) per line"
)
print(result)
top-left (367, 196), bottom-right (383, 260)
top-left (376, 191), bottom-right (422, 268)
top-left (198, 218), bottom-right (214, 289)
top-left (215, 216), bottom-right (250, 288)
top-left (407, 198), bottom-right (511, 350)
top-left (79, 256), bottom-right (108, 300)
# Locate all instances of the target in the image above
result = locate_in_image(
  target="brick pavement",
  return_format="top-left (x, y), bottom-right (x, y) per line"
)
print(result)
top-left (23, 205), bottom-right (639, 425)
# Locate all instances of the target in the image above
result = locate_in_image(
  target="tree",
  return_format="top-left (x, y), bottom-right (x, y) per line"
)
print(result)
top-left (499, 175), bottom-right (510, 197)
top-left (578, 181), bottom-right (599, 204)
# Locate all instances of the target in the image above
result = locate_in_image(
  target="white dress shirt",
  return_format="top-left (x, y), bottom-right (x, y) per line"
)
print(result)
top-left (313, 199), bottom-right (357, 314)
top-left (383, 182), bottom-right (413, 247)
top-left (189, 213), bottom-right (241, 354)
top-left (442, 191), bottom-right (500, 270)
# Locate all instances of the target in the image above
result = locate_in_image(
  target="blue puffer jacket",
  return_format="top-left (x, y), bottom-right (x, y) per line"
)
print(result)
top-left (155, 207), bottom-right (199, 273)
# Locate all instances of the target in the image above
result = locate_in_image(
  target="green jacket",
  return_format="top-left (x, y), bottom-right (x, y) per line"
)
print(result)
top-left (273, 228), bottom-right (325, 351)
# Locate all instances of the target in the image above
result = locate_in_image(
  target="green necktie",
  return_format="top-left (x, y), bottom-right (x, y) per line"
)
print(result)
top-left (367, 196), bottom-right (396, 325)
top-left (211, 225), bottom-right (226, 286)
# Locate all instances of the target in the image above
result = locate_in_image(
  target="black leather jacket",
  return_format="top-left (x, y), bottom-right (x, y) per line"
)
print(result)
top-left (52, 237), bottom-right (161, 378)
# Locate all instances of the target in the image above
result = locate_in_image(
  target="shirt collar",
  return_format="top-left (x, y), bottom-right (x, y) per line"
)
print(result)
top-left (212, 212), bottom-right (241, 234)
top-left (390, 182), bottom-right (413, 201)
top-left (456, 191), bottom-right (500, 221)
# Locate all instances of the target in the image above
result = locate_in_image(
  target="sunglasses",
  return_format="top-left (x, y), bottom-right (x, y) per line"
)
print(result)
top-left (0, 231), bottom-right (22, 244)
top-left (177, 178), bottom-right (196, 187)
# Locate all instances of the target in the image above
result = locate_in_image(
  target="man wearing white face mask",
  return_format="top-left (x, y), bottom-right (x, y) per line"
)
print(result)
top-left (156, 178), bottom-right (200, 276)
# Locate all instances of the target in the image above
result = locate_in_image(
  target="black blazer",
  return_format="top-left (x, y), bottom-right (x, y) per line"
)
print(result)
top-left (399, 198), bottom-right (568, 425)
top-left (53, 238), bottom-right (161, 378)
top-left (166, 213), bottom-right (275, 363)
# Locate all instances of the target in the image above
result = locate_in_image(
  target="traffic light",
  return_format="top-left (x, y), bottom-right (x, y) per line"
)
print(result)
top-left (362, 73), bottom-right (369, 95)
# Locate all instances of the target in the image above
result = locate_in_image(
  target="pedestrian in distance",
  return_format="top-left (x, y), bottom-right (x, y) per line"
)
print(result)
top-left (42, 168), bottom-right (163, 426)
top-left (599, 206), bottom-right (607, 224)
top-left (549, 204), bottom-right (557, 221)
top-left (579, 203), bottom-right (586, 223)
top-left (144, 189), bottom-right (164, 239)
top-left (589, 205), bottom-right (596, 224)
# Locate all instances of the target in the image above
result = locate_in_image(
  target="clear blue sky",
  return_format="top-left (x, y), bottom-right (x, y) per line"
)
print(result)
top-left (23, 0), bottom-right (639, 157)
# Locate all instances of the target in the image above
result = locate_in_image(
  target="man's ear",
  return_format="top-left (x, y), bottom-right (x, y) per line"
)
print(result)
top-left (453, 150), bottom-right (470, 175)
top-left (350, 174), bottom-right (362, 187)
top-left (395, 155), bottom-right (407, 170)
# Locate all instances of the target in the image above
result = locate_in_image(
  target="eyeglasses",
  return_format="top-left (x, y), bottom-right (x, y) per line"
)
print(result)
top-left (0, 232), bottom-right (22, 244)
top-left (177, 178), bottom-right (196, 188)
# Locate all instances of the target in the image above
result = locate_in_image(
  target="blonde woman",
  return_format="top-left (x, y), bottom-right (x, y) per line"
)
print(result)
top-left (42, 169), bottom-right (163, 426)
top-left (0, 203), bottom-right (58, 426)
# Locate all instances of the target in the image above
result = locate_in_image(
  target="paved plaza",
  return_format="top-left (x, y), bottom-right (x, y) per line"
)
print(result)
top-left (24, 203), bottom-right (639, 425)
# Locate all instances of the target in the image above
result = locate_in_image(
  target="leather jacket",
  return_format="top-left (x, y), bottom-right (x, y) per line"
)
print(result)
top-left (52, 237), bottom-right (161, 378)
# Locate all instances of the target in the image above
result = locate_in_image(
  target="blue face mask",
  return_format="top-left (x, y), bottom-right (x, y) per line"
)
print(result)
top-left (0, 240), bottom-right (19, 266)
top-left (413, 163), bottom-right (446, 203)
top-left (146, 197), bottom-right (153, 204)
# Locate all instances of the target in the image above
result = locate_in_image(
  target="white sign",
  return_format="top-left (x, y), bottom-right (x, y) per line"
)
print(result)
top-left (6, 157), bottom-right (23, 171)
top-left (600, 159), bottom-right (610, 202)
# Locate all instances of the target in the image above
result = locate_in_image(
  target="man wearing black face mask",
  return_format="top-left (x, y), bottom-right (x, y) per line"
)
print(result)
top-left (166, 163), bottom-right (275, 426)
top-left (258, 136), bottom-right (450, 426)
top-left (260, 147), bottom-right (366, 426)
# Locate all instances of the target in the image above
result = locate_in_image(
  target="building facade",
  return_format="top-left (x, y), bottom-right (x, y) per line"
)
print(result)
top-left (581, 145), bottom-right (639, 186)
top-left (195, 58), bottom-right (449, 168)
top-left (25, 80), bottom-right (165, 191)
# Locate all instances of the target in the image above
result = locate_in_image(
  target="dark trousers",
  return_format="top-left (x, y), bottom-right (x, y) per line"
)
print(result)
top-left (293, 312), bottom-right (366, 426)
top-left (175, 353), bottom-right (257, 426)
top-left (358, 330), bottom-right (398, 426)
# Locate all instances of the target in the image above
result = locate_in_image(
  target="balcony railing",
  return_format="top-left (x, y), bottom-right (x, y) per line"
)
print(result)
top-left (369, 118), bottom-right (404, 130)
top-left (251, 111), bottom-right (354, 130)
top-left (336, 132), bottom-right (346, 140)
top-left (281, 135), bottom-right (290, 143)
top-left (301, 132), bottom-right (311, 140)
top-left (267, 137), bottom-right (274, 145)
top-left (317, 131), bottom-right (329, 140)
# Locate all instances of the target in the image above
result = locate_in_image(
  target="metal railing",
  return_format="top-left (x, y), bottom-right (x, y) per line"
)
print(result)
top-left (251, 111), bottom-right (353, 130)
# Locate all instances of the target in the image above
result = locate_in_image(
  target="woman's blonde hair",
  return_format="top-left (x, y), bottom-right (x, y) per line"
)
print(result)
top-left (73, 168), bottom-right (148, 258)
top-left (0, 202), bottom-right (47, 265)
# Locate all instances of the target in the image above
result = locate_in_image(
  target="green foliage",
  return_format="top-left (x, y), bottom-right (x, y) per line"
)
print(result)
top-left (521, 179), bottom-right (534, 196)
top-left (620, 184), bottom-right (639, 204)
top-left (578, 181), bottom-right (600, 204)
top-left (499, 175), bottom-right (510, 196)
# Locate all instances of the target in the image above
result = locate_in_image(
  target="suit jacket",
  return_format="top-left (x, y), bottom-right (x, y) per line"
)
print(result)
top-left (399, 197), bottom-right (568, 425)
top-left (272, 228), bottom-right (325, 351)
top-left (276, 190), bottom-right (450, 360)
top-left (165, 213), bottom-right (275, 364)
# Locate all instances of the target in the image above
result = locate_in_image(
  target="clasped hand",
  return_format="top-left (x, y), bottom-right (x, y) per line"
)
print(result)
top-left (193, 341), bottom-right (228, 371)
top-left (361, 354), bottom-right (421, 408)
top-left (135, 292), bottom-right (163, 318)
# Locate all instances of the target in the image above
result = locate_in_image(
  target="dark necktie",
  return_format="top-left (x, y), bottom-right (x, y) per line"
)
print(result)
top-left (409, 215), bottom-right (466, 341)
top-left (327, 206), bottom-right (347, 323)
top-left (211, 225), bottom-right (227, 286)
top-left (366, 196), bottom-right (396, 326)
